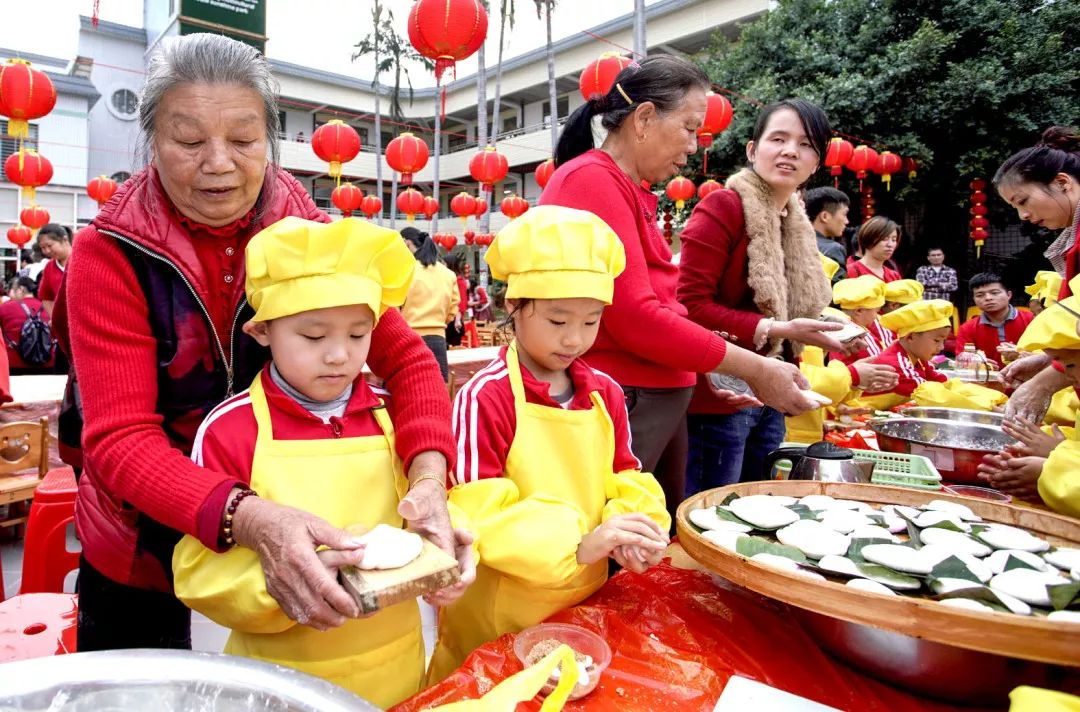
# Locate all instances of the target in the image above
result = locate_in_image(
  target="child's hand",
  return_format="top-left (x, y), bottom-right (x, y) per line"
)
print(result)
top-left (577, 513), bottom-right (668, 566)
top-left (1002, 416), bottom-right (1065, 459)
top-left (422, 528), bottom-right (476, 608)
top-left (612, 543), bottom-right (666, 573)
top-left (997, 342), bottom-right (1020, 363)
top-left (979, 453), bottom-right (1045, 502)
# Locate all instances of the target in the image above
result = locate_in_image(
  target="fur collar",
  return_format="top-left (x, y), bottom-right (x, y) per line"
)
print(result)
top-left (725, 169), bottom-right (832, 356)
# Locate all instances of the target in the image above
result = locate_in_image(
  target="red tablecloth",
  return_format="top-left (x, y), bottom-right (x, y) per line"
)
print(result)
top-left (396, 563), bottom-right (1002, 712)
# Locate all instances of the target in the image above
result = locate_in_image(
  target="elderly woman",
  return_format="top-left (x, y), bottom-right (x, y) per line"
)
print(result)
top-left (57, 34), bottom-right (471, 652)
top-left (539, 55), bottom-right (818, 523)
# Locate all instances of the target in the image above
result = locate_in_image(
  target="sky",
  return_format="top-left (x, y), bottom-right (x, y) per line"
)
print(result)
top-left (0, 1), bottom-right (663, 84)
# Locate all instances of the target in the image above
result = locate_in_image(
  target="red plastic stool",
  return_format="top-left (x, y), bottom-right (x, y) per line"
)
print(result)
top-left (20, 467), bottom-right (79, 594)
top-left (0, 593), bottom-right (77, 661)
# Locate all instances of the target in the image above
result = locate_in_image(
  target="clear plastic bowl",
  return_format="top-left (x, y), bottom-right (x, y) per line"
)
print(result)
top-left (512, 622), bottom-right (612, 700)
top-left (943, 484), bottom-right (1013, 503)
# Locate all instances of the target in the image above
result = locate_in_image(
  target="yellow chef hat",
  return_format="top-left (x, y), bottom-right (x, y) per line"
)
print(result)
top-left (884, 279), bottom-right (924, 305)
top-left (879, 299), bottom-right (954, 338)
top-left (820, 254), bottom-right (839, 282)
top-left (833, 275), bottom-right (885, 309)
top-left (1025, 271), bottom-right (1063, 306)
top-left (1017, 296), bottom-right (1080, 352)
top-left (245, 217), bottom-right (415, 323)
top-left (485, 205), bottom-right (626, 304)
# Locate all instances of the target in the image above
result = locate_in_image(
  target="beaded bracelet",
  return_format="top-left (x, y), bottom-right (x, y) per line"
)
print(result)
top-left (222, 487), bottom-right (258, 547)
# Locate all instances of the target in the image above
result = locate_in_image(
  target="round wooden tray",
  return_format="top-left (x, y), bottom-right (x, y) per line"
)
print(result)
top-left (676, 481), bottom-right (1080, 666)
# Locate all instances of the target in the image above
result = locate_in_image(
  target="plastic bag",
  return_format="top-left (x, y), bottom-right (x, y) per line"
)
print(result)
top-left (429, 645), bottom-right (578, 711)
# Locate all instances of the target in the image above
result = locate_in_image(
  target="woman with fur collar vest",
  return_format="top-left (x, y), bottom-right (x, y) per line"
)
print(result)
top-left (678, 99), bottom-right (867, 491)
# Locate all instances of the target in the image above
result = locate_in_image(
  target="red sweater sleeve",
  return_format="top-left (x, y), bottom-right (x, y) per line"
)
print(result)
top-left (549, 166), bottom-right (727, 374)
top-left (677, 190), bottom-right (764, 345)
top-left (66, 227), bottom-right (241, 548)
top-left (450, 360), bottom-right (514, 486)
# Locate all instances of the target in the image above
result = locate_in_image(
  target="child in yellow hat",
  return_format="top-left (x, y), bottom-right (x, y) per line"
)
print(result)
top-left (1025, 270), bottom-right (1063, 315)
top-left (171, 217), bottom-right (470, 707)
top-left (427, 205), bottom-right (670, 683)
top-left (829, 275), bottom-right (895, 363)
top-left (882, 278), bottom-right (924, 313)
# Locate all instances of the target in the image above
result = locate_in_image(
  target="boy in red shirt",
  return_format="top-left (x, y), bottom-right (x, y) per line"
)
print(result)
top-left (957, 272), bottom-right (1035, 367)
top-left (867, 300), bottom-right (954, 406)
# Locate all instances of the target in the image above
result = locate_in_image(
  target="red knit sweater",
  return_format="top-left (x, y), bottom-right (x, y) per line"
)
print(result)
top-left (539, 150), bottom-right (727, 388)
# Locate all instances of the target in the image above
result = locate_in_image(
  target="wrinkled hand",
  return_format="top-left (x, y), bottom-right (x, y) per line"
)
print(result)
top-left (232, 495), bottom-right (363, 629)
top-left (1000, 352), bottom-right (1052, 388)
top-left (422, 528), bottom-right (476, 607)
top-left (745, 358), bottom-right (815, 416)
top-left (773, 318), bottom-right (857, 354)
top-left (577, 513), bottom-right (668, 566)
top-left (978, 453), bottom-right (1045, 501)
top-left (1004, 375), bottom-right (1056, 423)
top-left (853, 360), bottom-right (900, 393)
top-left (1002, 416), bottom-right (1065, 459)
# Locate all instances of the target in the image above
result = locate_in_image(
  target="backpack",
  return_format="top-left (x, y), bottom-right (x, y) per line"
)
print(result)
top-left (6, 302), bottom-right (53, 367)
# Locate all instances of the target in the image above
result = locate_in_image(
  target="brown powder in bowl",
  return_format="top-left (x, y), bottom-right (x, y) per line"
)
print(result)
top-left (525, 638), bottom-right (588, 667)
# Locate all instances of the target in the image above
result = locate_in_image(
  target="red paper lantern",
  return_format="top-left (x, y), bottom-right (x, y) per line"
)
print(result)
top-left (500, 194), bottom-right (529, 220)
top-left (969, 178), bottom-right (988, 257)
top-left (472, 194), bottom-right (488, 216)
top-left (360, 194), bottom-right (383, 219)
top-left (970, 179), bottom-right (987, 192)
top-left (697, 179), bottom-right (722, 200)
top-left (311, 120), bottom-right (361, 179)
top-left (421, 195), bottom-right (439, 220)
top-left (873, 151), bottom-right (902, 192)
top-left (903, 157), bottom-right (919, 180)
top-left (846, 145), bottom-right (878, 190)
top-left (578, 52), bottom-right (633, 102)
top-left (969, 217), bottom-right (989, 230)
top-left (396, 187), bottom-right (425, 222)
top-left (19, 205), bottom-right (49, 231)
top-left (970, 204), bottom-right (988, 217)
top-left (463, 229), bottom-right (475, 246)
top-left (442, 233), bottom-right (458, 249)
top-left (4, 149), bottom-right (52, 201)
top-left (665, 176), bottom-right (695, 211)
top-left (7, 225), bottom-right (32, 247)
top-left (450, 191), bottom-right (477, 226)
top-left (0, 59), bottom-right (57, 139)
top-left (696, 93), bottom-right (733, 148)
top-left (535, 159), bottom-right (555, 189)
top-left (385, 132), bottom-right (429, 186)
top-left (476, 233), bottom-right (495, 247)
top-left (824, 138), bottom-right (854, 187)
top-left (331, 183), bottom-right (364, 217)
top-left (407, 0), bottom-right (488, 84)
top-left (86, 174), bottom-right (119, 206)
top-left (469, 146), bottom-right (508, 193)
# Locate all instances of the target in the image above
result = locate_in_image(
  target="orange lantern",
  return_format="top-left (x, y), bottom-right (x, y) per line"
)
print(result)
top-left (535, 158), bottom-right (555, 189)
top-left (970, 178), bottom-right (988, 258)
top-left (500, 194), bottom-right (529, 220)
top-left (7, 225), bottom-right (32, 247)
top-left (0, 59), bottom-right (57, 139)
top-left (874, 151), bottom-right (902, 192)
top-left (4, 149), bottom-right (52, 201)
top-left (697, 93), bottom-right (733, 148)
top-left (665, 176), bottom-right (695, 212)
top-left (86, 174), bottom-right (119, 206)
top-left (469, 146), bottom-right (508, 193)
top-left (360, 194), bottom-right (383, 219)
top-left (697, 179), bottom-right (722, 200)
top-left (578, 52), bottom-right (633, 101)
top-left (846, 145), bottom-right (878, 191)
top-left (396, 187), bottom-right (425, 222)
top-left (421, 195), bottom-right (439, 220)
top-left (19, 205), bottom-right (49, 231)
top-left (311, 120), bottom-right (361, 180)
top-left (385, 132), bottom-right (429, 186)
top-left (824, 137), bottom-right (854, 188)
top-left (450, 191), bottom-right (477, 226)
top-left (407, 0), bottom-right (488, 84)
top-left (331, 183), bottom-right (364, 217)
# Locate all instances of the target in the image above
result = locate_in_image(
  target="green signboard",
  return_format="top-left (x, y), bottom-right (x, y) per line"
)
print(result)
top-left (180, 0), bottom-right (267, 52)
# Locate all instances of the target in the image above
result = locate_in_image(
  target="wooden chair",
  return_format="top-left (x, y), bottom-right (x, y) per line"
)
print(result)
top-left (0, 417), bottom-right (49, 530)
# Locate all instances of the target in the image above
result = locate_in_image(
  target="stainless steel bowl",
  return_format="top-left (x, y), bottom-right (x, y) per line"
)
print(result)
top-left (897, 406), bottom-right (1004, 427)
top-left (0, 649), bottom-right (380, 711)
top-left (869, 417), bottom-right (1015, 484)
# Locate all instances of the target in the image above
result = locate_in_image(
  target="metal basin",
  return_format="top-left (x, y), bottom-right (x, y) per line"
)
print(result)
top-left (897, 406), bottom-right (1004, 427)
top-left (0, 649), bottom-right (380, 711)
top-left (870, 417), bottom-right (1015, 484)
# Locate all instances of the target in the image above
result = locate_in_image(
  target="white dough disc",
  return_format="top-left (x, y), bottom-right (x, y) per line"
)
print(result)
top-left (846, 578), bottom-right (897, 596)
top-left (356, 524), bottom-right (424, 570)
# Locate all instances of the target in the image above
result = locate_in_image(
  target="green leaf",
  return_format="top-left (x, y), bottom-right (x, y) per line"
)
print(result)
top-left (788, 504), bottom-right (818, 521)
top-left (933, 586), bottom-right (1013, 613)
top-left (931, 556), bottom-right (981, 584)
top-left (1049, 582), bottom-right (1080, 611)
top-left (847, 538), bottom-right (889, 564)
top-left (893, 509), bottom-right (923, 549)
top-left (1003, 554), bottom-right (1041, 572)
top-left (719, 492), bottom-right (740, 507)
top-left (736, 536), bottom-right (807, 564)
top-left (922, 519), bottom-right (967, 533)
top-left (856, 563), bottom-right (923, 591)
top-left (712, 506), bottom-right (756, 529)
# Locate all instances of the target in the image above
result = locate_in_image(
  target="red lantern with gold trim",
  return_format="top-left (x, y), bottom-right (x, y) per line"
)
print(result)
top-left (697, 93), bottom-right (733, 148)
top-left (7, 225), bottom-right (32, 247)
top-left (0, 59), bottom-right (57, 139)
top-left (500, 194), bottom-right (529, 220)
top-left (331, 183), bottom-right (364, 217)
top-left (846, 145), bottom-right (878, 191)
top-left (396, 187), bottom-right (425, 222)
top-left (665, 176), bottom-right (694, 212)
top-left (697, 179), bottom-right (722, 200)
top-left (469, 146), bottom-right (508, 193)
top-left (578, 52), bottom-right (633, 101)
top-left (824, 137), bottom-right (853, 188)
top-left (535, 158), bottom-right (555, 189)
top-left (421, 195), bottom-right (439, 221)
top-left (970, 178), bottom-right (988, 257)
top-left (311, 120), bottom-right (361, 180)
top-left (407, 0), bottom-right (488, 84)
top-left (873, 151), bottom-right (902, 192)
top-left (472, 194), bottom-right (488, 217)
top-left (903, 157), bottom-right (919, 180)
top-left (360, 194), bottom-right (382, 219)
top-left (4, 149), bottom-right (52, 201)
top-left (19, 204), bottom-right (49, 231)
top-left (385, 132), bottom-right (429, 186)
top-left (87, 174), bottom-right (119, 206)
top-left (450, 191), bottom-right (477, 226)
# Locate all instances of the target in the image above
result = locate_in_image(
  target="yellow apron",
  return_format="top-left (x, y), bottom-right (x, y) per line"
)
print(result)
top-left (427, 341), bottom-right (611, 682)
top-left (172, 376), bottom-right (423, 708)
top-left (785, 348), bottom-right (856, 444)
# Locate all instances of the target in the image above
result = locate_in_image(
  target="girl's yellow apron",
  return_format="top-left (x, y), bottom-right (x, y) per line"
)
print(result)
top-left (172, 376), bottom-right (423, 708)
top-left (427, 342), bottom-right (612, 682)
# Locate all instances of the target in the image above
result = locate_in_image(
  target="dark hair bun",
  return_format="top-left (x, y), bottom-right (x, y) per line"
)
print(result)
top-left (1039, 126), bottom-right (1080, 153)
top-left (587, 93), bottom-right (611, 113)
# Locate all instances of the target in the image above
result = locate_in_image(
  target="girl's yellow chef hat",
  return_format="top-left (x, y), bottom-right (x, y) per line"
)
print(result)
top-left (879, 299), bottom-right (954, 337)
top-left (245, 216), bottom-right (415, 323)
top-left (833, 275), bottom-right (886, 309)
top-left (485, 205), bottom-right (626, 304)
top-left (884, 279), bottom-right (924, 304)
top-left (1018, 296), bottom-right (1080, 352)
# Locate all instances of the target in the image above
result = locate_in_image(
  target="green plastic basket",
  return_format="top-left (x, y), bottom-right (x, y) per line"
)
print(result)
top-left (771, 443), bottom-right (942, 491)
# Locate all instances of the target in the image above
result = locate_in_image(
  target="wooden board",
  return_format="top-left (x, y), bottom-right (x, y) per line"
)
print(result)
top-left (676, 481), bottom-right (1080, 666)
top-left (339, 538), bottom-right (461, 615)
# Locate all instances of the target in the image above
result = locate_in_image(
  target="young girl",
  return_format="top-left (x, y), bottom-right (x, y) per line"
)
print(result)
top-left (428, 205), bottom-right (670, 682)
top-left (828, 275), bottom-right (893, 364)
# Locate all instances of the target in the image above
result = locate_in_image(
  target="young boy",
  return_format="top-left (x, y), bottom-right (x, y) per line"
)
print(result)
top-left (882, 278), bottom-right (924, 314)
top-left (172, 217), bottom-right (462, 708)
top-left (805, 186), bottom-right (850, 282)
top-left (957, 272), bottom-right (1035, 368)
top-left (829, 275), bottom-right (893, 363)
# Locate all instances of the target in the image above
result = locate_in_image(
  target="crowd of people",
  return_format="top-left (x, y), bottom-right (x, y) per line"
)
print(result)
top-left (23, 30), bottom-right (1079, 707)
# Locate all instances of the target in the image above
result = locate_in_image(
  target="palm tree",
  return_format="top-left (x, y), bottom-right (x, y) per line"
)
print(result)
top-left (534, 0), bottom-right (558, 152)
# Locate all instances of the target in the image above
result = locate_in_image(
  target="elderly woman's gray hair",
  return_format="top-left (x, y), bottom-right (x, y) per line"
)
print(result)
top-left (137, 33), bottom-right (281, 169)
